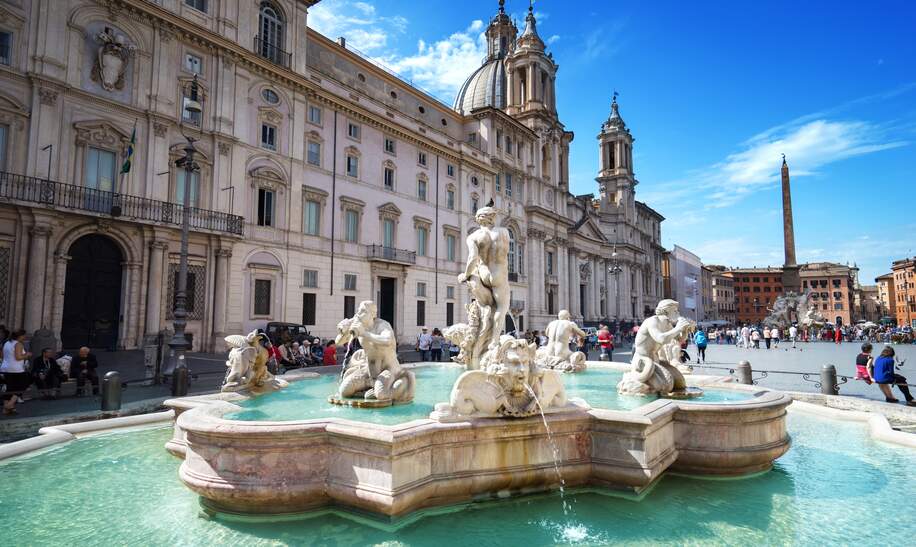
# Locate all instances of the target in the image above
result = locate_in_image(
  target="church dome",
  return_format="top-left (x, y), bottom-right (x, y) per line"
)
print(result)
top-left (453, 57), bottom-right (506, 114)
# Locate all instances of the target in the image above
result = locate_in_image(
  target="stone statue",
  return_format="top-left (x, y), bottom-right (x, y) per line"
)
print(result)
top-left (91, 27), bottom-right (135, 92)
top-left (332, 300), bottom-right (415, 406)
top-left (764, 291), bottom-right (825, 328)
top-left (617, 299), bottom-right (697, 397)
top-left (535, 310), bottom-right (588, 373)
top-left (431, 335), bottom-right (571, 420)
top-left (222, 330), bottom-right (289, 393)
top-left (453, 202), bottom-right (511, 369)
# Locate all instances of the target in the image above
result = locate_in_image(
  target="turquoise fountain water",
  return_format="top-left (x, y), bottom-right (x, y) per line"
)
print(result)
top-left (3, 411), bottom-right (915, 545)
top-left (225, 364), bottom-right (753, 423)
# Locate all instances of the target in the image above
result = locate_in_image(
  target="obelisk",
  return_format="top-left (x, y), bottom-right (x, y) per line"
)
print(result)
top-left (780, 155), bottom-right (801, 293)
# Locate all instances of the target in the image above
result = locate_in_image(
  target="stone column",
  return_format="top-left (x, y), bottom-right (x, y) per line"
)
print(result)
top-left (557, 243), bottom-right (568, 311)
top-left (212, 248), bottom-right (232, 344)
top-left (591, 256), bottom-right (600, 320)
top-left (50, 254), bottom-right (70, 347)
top-left (506, 67), bottom-right (515, 107)
top-left (527, 65), bottom-right (535, 103)
top-left (125, 262), bottom-right (142, 349)
top-left (23, 226), bottom-right (51, 331)
top-left (145, 241), bottom-right (168, 340)
top-left (568, 251), bottom-right (579, 318)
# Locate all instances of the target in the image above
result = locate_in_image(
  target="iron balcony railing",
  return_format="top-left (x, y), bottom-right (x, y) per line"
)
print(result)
top-left (254, 35), bottom-right (291, 68)
top-left (0, 171), bottom-right (244, 236)
top-left (366, 245), bottom-right (416, 265)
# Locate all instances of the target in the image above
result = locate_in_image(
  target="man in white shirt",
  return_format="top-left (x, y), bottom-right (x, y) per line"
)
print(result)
top-left (740, 325), bottom-right (750, 348)
top-left (416, 327), bottom-right (433, 361)
top-left (789, 325), bottom-right (798, 348)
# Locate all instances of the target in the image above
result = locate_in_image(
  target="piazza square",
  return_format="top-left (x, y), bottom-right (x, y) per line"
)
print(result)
top-left (0, 0), bottom-right (914, 545)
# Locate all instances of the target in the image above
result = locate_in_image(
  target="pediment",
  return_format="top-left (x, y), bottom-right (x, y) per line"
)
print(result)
top-left (73, 120), bottom-right (131, 148)
top-left (378, 202), bottom-right (402, 217)
top-left (576, 217), bottom-right (608, 243)
top-left (249, 165), bottom-right (286, 184)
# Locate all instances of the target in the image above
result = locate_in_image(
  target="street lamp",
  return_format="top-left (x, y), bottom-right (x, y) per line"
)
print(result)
top-left (608, 246), bottom-right (622, 320)
top-left (164, 75), bottom-right (202, 390)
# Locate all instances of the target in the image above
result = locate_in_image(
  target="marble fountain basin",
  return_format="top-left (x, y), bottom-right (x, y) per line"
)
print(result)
top-left (163, 365), bottom-right (791, 518)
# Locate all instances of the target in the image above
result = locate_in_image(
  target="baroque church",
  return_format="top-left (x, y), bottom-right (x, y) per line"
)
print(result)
top-left (0, 0), bottom-right (663, 350)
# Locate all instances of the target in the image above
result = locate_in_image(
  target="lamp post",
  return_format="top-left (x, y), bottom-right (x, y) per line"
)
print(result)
top-left (164, 76), bottom-right (202, 384)
top-left (608, 246), bottom-right (622, 320)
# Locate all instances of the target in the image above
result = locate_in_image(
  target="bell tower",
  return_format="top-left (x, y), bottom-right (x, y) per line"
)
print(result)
top-left (596, 94), bottom-right (636, 219)
top-left (485, 0), bottom-right (516, 61)
top-left (505, 3), bottom-right (556, 115)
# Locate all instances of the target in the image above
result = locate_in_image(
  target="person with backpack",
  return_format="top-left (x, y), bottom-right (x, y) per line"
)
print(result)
top-left (694, 329), bottom-right (708, 363)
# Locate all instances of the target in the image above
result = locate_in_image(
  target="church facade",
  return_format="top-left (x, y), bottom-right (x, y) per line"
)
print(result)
top-left (0, 0), bottom-right (663, 350)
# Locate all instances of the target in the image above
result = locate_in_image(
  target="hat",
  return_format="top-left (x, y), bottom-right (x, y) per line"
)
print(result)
top-left (421, 326), bottom-right (428, 331)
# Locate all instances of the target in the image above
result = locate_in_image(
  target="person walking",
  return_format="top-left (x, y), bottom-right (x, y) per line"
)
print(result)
top-left (870, 346), bottom-right (915, 406)
top-left (598, 326), bottom-right (613, 360)
top-left (834, 326), bottom-right (842, 345)
top-left (771, 327), bottom-right (780, 348)
top-left (750, 328), bottom-right (761, 349)
top-left (789, 324), bottom-right (798, 348)
top-left (694, 329), bottom-right (708, 363)
top-left (1, 329), bottom-right (32, 415)
top-left (741, 325), bottom-right (750, 348)
top-left (763, 326), bottom-right (772, 349)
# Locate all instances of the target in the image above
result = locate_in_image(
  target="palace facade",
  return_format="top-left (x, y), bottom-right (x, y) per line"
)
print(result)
top-left (0, 0), bottom-right (664, 350)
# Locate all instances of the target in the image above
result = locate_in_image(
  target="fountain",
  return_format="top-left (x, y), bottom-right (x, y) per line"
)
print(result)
top-left (221, 329), bottom-right (288, 394)
top-left (159, 204), bottom-right (791, 518)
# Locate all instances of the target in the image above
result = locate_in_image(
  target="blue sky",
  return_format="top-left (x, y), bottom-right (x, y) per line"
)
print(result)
top-left (309, 0), bottom-right (916, 283)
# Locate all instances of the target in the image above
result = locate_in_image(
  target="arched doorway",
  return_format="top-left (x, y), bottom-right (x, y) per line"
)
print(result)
top-left (61, 234), bottom-right (123, 349)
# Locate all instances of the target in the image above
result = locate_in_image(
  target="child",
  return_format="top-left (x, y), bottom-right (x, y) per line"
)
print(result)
top-left (855, 342), bottom-right (873, 384)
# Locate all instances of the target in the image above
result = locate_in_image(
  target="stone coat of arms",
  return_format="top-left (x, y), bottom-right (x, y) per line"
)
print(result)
top-left (91, 27), bottom-right (135, 92)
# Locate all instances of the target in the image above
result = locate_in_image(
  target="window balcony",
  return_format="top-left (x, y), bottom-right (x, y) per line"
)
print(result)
top-left (366, 244), bottom-right (416, 265)
top-left (254, 35), bottom-right (291, 68)
top-left (0, 171), bottom-right (244, 236)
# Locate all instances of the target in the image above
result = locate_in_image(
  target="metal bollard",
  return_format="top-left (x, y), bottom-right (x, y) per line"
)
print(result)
top-left (101, 371), bottom-right (122, 411)
top-left (820, 364), bottom-right (838, 395)
top-left (171, 356), bottom-right (189, 397)
top-left (736, 360), bottom-right (753, 385)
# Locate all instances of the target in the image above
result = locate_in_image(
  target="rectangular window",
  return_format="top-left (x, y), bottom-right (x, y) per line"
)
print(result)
top-left (304, 199), bottom-right (320, 235)
top-left (346, 155), bottom-right (358, 178)
top-left (471, 197), bottom-right (478, 212)
top-left (496, 129), bottom-right (502, 149)
top-left (416, 300), bottom-right (426, 327)
top-left (446, 285), bottom-right (455, 299)
top-left (505, 136), bottom-right (512, 154)
top-left (417, 282), bottom-right (427, 297)
top-left (184, 53), bottom-right (202, 74)
top-left (417, 179), bottom-right (427, 201)
top-left (446, 234), bottom-right (456, 262)
top-left (307, 141), bottom-right (321, 166)
top-left (0, 124), bottom-right (8, 171)
top-left (383, 218), bottom-right (395, 247)
top-left (495, 174), bottom-right (501, 192)
top-left (384, 137), bottom-right (396, 154)
top-left (418, 151), bottom-right (427, 166)
top-left (184, 0), bottom-right (207, 11)
top-left (257, 188), bottom-right (274, 226)
top-left (505, 173), bottom-right (512, 197)
top-left (303, 269), bottom-right (318, 288)
top-left (834, 303), bottom-right (843, 310)
top-left (345, 210), bottom-right (359, 242)
top-left (85, 147), bottom-right (117, 191)
top-left (546, 251), bottom-right (554, 275)
top-left (447, 164), bottom-right (455, 177)
top-left (308, 105), bottom-right (322, 124)
top-left (416, 226), bottom-right (428, 257)
top-left (260, 124), bottom-right (277, 151)
top-left (344, 295), bottom-right (356, 319)
top-left (383, 168), bottom-right (394, 190)
top-left (0, 32), bottom-right (10, 66)
top-left (302, 293), bottom-right (316, 325)
top-left (344, 273), bottom-right (357, 291)
top-left (254, 279), bottom-right (272, 316)
top-left (446, 302), bottom-right (454, 327)
top-left (347, 122), bottom-right (360, 139)
top-left (446, 189), bottom-right (455, 210)
top-left (182, 96), bottom-right (201, 126)
top-left (175, 170), bottom-right (201, 208)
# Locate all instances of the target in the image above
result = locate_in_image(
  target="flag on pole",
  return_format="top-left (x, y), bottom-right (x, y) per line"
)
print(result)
top-left (120, 122), bottom-right (136, 174)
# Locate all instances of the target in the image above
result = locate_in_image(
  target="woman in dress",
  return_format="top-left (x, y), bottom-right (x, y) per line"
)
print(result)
top-left (1, 329), bottom-right (32, 416)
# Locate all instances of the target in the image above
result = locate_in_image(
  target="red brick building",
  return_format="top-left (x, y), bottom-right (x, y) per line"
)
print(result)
top-left (725, 268), bottom-right (783, 325)
top-left (891, 258), bottom-right (916, 328)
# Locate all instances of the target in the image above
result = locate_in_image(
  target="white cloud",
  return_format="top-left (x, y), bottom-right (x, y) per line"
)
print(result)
top-left (308, 0), bottom-right (488, 103)
top-left (547, 34), bottom-right (560, 45)
top-left (673, 118), bottom-right (907, 209)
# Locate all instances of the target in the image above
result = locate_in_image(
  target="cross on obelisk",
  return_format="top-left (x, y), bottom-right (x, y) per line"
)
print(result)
top-left (781, 155), bottom-right (801, 293)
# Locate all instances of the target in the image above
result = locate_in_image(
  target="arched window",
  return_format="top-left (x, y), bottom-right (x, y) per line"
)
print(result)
top-left (258, 2), bottom-right (286, 65)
